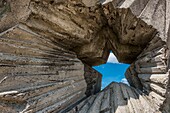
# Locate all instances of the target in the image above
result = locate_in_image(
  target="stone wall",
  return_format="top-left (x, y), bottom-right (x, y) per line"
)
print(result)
top-left (84, 64), bottom-right (102, 96)
top-left (0, 25), bottom-right (101, 112)
top-left (0, 0), bottom-right (170, 112)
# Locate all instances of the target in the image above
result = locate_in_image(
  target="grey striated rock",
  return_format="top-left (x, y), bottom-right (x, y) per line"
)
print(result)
top-left (68, 82), bottom-right (161, 113)
top-left (0, 0), bottom-right (170, 113)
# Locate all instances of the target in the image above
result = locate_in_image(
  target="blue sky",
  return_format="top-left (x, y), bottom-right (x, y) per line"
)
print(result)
top-left (93, 52), bottom-right (130, 89)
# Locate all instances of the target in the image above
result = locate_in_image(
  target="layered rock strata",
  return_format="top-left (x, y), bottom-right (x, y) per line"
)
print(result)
top-left (0, 0), bottom-right (170, 113)
top-left (68, 82), bottom-right (161, 113)
top-left (0, 25), bottom-right (101, 112)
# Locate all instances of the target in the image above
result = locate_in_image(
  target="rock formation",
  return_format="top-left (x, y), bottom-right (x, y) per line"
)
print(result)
top-left (68, 82), bottom-right (162, 113)
top-left (0, 0), bottom-right (169, 113)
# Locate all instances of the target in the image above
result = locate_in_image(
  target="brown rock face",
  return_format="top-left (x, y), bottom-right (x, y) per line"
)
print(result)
top-left (0, 0), bottom-right (170, 113)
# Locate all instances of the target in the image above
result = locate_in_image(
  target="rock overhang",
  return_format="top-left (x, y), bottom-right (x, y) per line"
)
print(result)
top-left (0, 0), bottom-right (170, 112)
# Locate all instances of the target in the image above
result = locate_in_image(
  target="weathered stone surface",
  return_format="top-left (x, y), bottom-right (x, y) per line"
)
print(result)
top-left (102, 3), bottom-right (156, 63)
top-left (68, 82), bottom-right (160, 113)
top-left (0, 0), bottom-right (156, 65)
top-left (0, 0), bottom-right (170, 113)
top-left (111, 0), bottom-right (170, 111)
top-left (84, 64), bottom-right (102, 96)
top-left (0, 25), bottom-right (101, 113)
top-left (0, 0), bottom-right (31, 32)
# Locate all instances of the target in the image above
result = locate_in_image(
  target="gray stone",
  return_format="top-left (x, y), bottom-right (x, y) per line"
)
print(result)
top-left (0, 0), bottom-right (170, 112)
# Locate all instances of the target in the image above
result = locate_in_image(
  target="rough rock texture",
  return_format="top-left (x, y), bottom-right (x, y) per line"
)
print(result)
top-left (84, 64), bottom-right (102, 96)
top-left (68, 82), bottom-right (161, 113)
top-left (0, 0), bottom-right (170, 113)
top-left (0, 0), bottom-right (31, 32)
top-left (0, 25), bottom-right (101, 112)
top-left (117, 0), bottom-right (170, 112)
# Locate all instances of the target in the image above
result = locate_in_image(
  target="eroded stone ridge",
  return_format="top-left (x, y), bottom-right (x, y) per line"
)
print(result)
top-left (0, 0), bottom-right (170, 113)
top-left (68, 82), bottom-right (161, 113)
